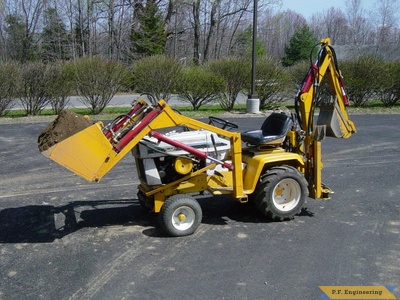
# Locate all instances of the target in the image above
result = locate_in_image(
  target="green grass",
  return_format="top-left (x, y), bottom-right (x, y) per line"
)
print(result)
top-left (2, 100), bottom-right (400, 120)
top-left (1, 103), bottom-right (248, 120)
top-left (2, 107), bottom-right (131, 119)
top-left (347, 101), bottom-right (400, 114)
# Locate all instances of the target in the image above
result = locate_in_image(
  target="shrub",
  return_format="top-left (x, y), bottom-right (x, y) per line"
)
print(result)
top-left (393, 63), bottom-right (400, 106)
top-left (72, 57), bottom-right (129, 114)
top-left (18, 62), bottom-right (53, 115)
top-left (288, 60), bottom-right (312, 89)
top-left (286, 60), bottom-right (328, 104)
top-left (175, 65), bottom-right (225, 110)
top-left (47, 62), bottom-right (74, 114)
top-left (0, 62), bottom-right (19, 115)
top-left (131, 55), bottom-right (181, 105)
top-left (340, 54), bottom-right (383, 107)
top-left (374, 61), bottom-right (400, 107)
top-left (209, 58), bottom-right (250, 111)
top-left (255, 57), bottom-right (291, 109)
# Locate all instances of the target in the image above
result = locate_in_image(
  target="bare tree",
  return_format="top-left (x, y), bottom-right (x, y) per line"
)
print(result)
top-left (213, 0), bottom-right (251, 59)
top-left (189, 0), bottom-right (254, 64)
top-left (203, 0), bottom-right (219, 62)
top-left (163, 0), bottom-right (190, 59)
top-left (2, 0), bottom-right (400, 63)
top-left (345, 0), bottom-right (372, 45)
top-left (370, 0), bottom-right (399, 45)
top-left (1, 0), bottom-right (46, 61)
top-left (309, 7), bottom-right (348, 45)
top-left (192, 0), bottom-right (200, 64)
top-left (259, 9), bottom-right (306, 59)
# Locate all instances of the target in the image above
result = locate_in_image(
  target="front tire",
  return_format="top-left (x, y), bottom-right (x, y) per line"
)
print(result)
top-left (159, 194), bottom-right (202, 237)
top-left (253, 165), bottom-right (308, 221)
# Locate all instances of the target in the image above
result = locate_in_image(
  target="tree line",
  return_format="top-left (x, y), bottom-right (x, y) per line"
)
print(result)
top-left (1, 0), bottom-right (399, 116)
top-left (1, 0), bottom-right (399, 63)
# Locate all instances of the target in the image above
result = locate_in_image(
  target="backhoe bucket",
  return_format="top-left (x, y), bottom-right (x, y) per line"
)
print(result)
top-left (317, 98), bottom-right (352, 138)
top-left (41, 122), bottom-right (114, 182)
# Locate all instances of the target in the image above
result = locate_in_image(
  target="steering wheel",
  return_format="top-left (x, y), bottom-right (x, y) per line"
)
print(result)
top-left (208, 116), bottom-right (239, 130)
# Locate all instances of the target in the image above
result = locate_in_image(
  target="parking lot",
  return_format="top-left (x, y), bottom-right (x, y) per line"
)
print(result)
top-left (0, 114), bottom-right (399, 299)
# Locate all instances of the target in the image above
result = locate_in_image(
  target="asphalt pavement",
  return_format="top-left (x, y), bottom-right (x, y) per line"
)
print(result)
top-left (0, 114), bottom-right (399, 299)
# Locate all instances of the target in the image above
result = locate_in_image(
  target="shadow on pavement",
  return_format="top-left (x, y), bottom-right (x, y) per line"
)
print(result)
top-left (0, 196), bottom-right (314, 243)
top-left (198, 195), bottom-right (314, 225)
top-left (0, 200), bottom-right (152, 243)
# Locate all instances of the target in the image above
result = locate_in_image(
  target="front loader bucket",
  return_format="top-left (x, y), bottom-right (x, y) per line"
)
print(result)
top-left (41, 123), bottom-right (114, 182)
top-left (317, 98), bottom-right (354, 138)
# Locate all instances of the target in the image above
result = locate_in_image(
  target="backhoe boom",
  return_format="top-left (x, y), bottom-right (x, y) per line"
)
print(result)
top-left (295, 38), bottom-right (356, 198)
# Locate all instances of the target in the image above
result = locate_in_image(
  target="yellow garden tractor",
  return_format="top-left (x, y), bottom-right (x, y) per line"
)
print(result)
top-left (40, 38), bottom-right (356, 236)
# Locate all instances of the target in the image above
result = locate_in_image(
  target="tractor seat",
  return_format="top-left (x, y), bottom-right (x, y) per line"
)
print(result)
top-left (241, 113), bottom-right (293, 146)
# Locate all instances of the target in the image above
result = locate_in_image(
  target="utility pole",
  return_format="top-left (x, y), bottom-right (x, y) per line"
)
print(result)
top-left (246, 0), bottom-right (259, 113)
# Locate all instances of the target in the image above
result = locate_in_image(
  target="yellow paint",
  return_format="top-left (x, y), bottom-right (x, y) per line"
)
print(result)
top-left (42, 122), bottom-right (114, 181)
top-left (43, 42), bottom-right (358, 216)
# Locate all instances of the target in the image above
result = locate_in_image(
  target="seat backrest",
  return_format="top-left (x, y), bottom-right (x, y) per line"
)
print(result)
top-left (261, 113), bottom-right (292, 136)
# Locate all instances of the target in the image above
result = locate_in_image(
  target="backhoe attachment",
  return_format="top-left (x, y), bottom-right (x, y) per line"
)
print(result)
top-left (296, 38), bottom-right (356, 139)
top-left (295, 38), bottom-right (357, 199)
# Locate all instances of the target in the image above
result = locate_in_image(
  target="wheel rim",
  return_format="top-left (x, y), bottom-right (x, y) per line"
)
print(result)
top-left (272, 178), bottom-right (301, 212)
top-left (171, 206), bottom-right (196, 231)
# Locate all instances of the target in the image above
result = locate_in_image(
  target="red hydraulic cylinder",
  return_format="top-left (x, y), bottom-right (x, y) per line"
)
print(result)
top-left (151, 131), bottom-right (233, 170)
top-left (300, 65), bottom-right (318, 94)
top-left (339, 78), bottom-right (349, 106)
top-left (113, 107), bottom-right (160, 153)
top-left (104, 101), bottom-right (144, 139)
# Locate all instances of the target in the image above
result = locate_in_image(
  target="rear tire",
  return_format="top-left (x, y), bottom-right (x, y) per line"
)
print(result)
top-left (159, 194), bottom-right (202, 237)
top-left (253, 165), bottom-right (308, 221)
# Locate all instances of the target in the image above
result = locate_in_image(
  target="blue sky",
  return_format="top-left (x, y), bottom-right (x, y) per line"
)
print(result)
top-left (280, 0), bottom-right (374, 19)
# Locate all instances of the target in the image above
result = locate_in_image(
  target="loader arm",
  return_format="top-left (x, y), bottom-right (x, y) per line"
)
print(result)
top-left (42, 99), bottom-right (245, 201)
top-left (295, 38), bottom-right (356, 198)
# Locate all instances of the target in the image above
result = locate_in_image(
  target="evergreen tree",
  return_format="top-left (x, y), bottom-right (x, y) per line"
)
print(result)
top-left (130, 0), bottom-right (166, 58)
top-left (4, 14), bottom-right (32, 62)
top-left (282, 25), bottom-right (317, 67)
top-left (41, 8), bottom-right (69, 62)
top-left (5, 13), bottom-right (40, 62)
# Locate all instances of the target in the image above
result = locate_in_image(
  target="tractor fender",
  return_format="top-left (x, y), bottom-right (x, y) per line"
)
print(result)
top-left (242, 152), bottom-right (305, 194)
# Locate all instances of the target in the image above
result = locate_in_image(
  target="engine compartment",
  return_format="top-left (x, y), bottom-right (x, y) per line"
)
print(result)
top-left (132, 129), bottom-right (231, 185)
